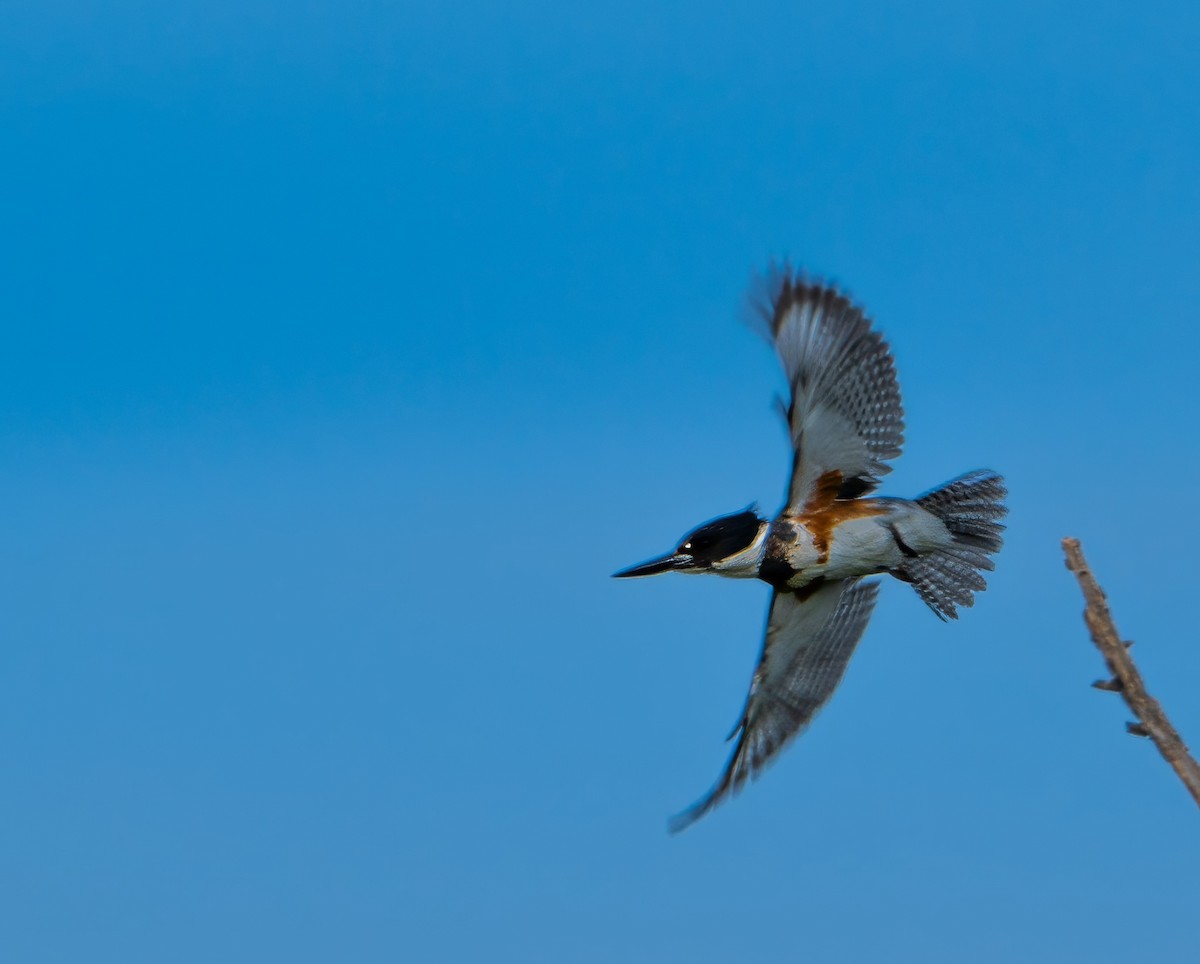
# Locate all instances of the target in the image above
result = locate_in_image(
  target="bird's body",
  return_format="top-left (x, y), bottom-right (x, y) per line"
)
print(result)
top-left (698, 496), bottom-right (950, 587)
top-left (615, 268), bottom-right (1007, 831)
top-left (765, 497), bottom-right (945, 589)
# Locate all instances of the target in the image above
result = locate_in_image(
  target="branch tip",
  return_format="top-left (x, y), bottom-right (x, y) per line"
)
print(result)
top-left (1063, 537), bottom-right (1200, 809)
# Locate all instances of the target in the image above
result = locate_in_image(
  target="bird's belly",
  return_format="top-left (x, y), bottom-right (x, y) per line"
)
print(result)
top-left (817, 517), bottom-right (903, 579)
top-left (769, 515), bottom-right (902, 589)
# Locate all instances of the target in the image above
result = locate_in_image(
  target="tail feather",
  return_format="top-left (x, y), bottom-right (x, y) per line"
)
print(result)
top-left (898, 471), bottom-right (1007, 620)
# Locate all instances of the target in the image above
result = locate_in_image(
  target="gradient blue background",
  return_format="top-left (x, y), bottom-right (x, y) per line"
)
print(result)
top-left (4, 2), bottom-right (1200, 961)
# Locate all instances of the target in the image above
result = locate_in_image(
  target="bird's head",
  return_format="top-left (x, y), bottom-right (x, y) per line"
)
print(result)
top-left (613, 508), bottom-right (768, 579)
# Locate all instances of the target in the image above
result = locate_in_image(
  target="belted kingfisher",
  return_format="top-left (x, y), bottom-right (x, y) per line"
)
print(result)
top-left (615, 268), bottom-right (1007, 832)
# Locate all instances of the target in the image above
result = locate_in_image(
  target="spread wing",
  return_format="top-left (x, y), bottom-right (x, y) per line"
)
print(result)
top-left (753, 269), bottom-right (905, 513)
top-left (669, 578), bottom-right (880, 832)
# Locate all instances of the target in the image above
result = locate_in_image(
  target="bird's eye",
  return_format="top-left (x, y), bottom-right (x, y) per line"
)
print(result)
top-left (682, 542), bottom-right (692, 551)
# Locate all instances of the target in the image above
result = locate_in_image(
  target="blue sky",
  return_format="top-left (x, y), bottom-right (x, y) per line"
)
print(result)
top-left (4, 2), bottom-right (1200, 961)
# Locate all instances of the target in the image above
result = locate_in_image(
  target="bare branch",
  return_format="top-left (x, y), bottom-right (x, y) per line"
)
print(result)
top-left (1063, 537), bottom-right (1200, 809)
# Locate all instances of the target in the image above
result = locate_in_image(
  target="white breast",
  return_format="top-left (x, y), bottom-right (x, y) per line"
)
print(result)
top-left (784, 501), bottom-right (953, 584)
top-left (819, 516), bottom-right (902, 579)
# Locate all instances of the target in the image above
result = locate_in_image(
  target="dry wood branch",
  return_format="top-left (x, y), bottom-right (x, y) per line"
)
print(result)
top-left (1062, 537), bottom-right (1200, 809)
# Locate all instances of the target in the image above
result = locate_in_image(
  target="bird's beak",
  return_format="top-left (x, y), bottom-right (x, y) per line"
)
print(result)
top-left (612, 551), bottom-right (694, 578)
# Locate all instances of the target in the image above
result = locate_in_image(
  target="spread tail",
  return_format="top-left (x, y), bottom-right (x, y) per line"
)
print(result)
top-left (897, 470), bottom-right (1008, 620)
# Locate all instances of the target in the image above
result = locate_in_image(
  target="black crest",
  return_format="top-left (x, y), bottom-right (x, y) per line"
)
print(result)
top-left (679, 510), bottom-right (762, 565)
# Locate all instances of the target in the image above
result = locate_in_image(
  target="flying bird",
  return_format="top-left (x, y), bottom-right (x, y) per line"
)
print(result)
top-left (614, 268), bottom-right (1007, 832)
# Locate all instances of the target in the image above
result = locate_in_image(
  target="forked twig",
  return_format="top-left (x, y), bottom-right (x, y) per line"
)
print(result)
top-left (1062, 537), bottom-right (1200, 809)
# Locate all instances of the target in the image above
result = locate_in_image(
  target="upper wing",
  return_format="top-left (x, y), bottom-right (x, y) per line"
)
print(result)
top-left (753, 269), bottom-right (905, 512)
top-left (669, 578), bottom-right (880, 832)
